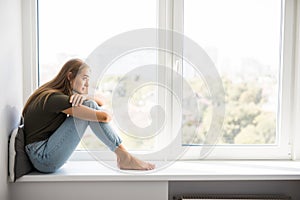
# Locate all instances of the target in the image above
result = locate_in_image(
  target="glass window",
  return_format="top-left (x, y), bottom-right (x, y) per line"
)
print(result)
top-left (183, 0), bottom-right (282, 146)
top-left (36, 0), bottom-right (292, 159)
top-left (38, 0), bottom-right (157, 151)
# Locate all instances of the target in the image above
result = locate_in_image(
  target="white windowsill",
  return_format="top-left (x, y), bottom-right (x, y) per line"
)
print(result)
top-left (15, 160), bottom-right (300, 182)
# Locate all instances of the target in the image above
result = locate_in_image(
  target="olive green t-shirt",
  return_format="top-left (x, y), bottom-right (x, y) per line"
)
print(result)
top-left (24, 93), bottom-right (72, 145)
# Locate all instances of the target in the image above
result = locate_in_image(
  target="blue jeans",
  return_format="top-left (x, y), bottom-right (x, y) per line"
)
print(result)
top-left (25, 100), bottom-right (122, 173)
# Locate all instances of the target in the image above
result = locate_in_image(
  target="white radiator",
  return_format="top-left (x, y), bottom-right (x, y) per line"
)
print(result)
top-left (173, 194), bottom-right (291, 200)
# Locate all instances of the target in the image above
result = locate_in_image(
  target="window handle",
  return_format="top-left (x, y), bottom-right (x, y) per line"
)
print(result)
top-left (175, 60), bottom-right (180, 73)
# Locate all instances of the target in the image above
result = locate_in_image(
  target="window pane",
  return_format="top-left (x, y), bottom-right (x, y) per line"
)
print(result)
top-left (38, 0), bottom-right (157, 150)
top-left (183, 0), bottom-right (282, 145)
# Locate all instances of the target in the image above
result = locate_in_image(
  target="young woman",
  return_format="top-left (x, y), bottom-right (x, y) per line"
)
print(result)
top-left (22, 58), bottom-right (155, 173)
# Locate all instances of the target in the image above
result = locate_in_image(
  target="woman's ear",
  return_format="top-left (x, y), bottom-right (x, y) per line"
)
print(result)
top-left (67, 72), bottom-right (72, 81)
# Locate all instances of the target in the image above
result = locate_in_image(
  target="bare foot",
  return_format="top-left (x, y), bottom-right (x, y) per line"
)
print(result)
top-left (115, 147), bottom-right (155, 170)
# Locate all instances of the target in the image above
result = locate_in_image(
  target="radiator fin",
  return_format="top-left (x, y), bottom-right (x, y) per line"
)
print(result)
top-left (173, 194), bottom-right (291, 200)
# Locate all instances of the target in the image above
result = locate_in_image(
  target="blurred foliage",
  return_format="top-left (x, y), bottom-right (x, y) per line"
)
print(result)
top-left (183, 76), bottom-right (276, 145)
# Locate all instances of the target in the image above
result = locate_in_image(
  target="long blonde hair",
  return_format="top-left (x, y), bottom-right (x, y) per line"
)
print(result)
top-left (22, 58), bottom-right (89, 116)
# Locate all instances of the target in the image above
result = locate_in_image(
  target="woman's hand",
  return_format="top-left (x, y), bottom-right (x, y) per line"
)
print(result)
top-left (70, 93), bottom-right (87, 107)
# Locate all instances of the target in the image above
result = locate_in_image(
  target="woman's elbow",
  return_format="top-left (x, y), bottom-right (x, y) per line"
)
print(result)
top-left (98, 111), bottom-right (112, 123)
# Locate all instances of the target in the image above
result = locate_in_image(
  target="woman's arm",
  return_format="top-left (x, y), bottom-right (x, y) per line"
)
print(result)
top-left (62, 105), bottom-right (111, 122)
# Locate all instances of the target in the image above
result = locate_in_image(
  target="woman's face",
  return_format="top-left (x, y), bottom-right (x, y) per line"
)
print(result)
top-left (71, 67), bottom-right (90, 94)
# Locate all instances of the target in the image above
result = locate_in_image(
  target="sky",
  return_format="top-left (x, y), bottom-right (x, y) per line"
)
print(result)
top-left (38, 0), bottom-right (282, 82)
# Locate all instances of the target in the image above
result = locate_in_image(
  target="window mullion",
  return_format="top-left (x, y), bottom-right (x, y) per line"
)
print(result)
top-left (172, 0), bottom-right (184, 156)
top-left (156, 0), bottom-right (184, 159)
top-left (156, 0), bottom-right (175, 156)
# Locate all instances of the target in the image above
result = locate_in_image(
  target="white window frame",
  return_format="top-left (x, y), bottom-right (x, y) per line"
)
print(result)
top-left (22, 0), bottom-right (38, 105)
top-left (176, 0), bottom-right (297, 160)
top-left (290, 0), bottom-right (300, 160)
top-left (22, 0), bottom-right (300, 161)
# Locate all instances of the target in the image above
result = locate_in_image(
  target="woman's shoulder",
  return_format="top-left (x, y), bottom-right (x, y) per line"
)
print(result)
top-left (44, 92), bottom-right (72, 111)
top-left (47, 91), bottom-right (70, 101)
top-left (49, 91), bottom-right (68, 97)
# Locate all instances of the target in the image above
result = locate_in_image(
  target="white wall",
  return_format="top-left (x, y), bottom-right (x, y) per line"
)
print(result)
top-left (10, 181), bottom-right (168, 200)
top-left (0, 0), bottom-right (23, 199)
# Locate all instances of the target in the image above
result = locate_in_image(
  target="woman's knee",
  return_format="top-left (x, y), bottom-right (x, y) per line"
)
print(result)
top-left (82, 99), bottom-right (98, 109)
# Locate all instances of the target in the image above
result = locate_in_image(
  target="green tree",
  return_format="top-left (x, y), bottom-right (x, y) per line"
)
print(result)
top-left (183, 76), bottom-right (276, 145)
